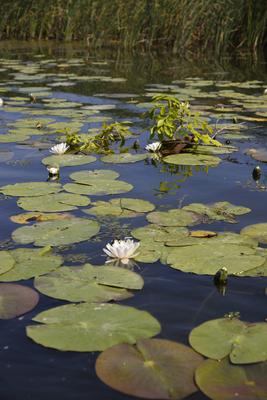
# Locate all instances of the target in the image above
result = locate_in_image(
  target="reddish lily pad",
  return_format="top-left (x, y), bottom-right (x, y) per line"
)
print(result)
top-left (195, 357), bottom-right (267, 400)
top-left (0, 284), bottom-right (39, 319)
top-left (95, 339), bottom-right (203, 399)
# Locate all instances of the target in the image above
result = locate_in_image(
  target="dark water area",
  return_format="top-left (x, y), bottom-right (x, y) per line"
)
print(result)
top-left (0, 41), bottom-right (267, 399)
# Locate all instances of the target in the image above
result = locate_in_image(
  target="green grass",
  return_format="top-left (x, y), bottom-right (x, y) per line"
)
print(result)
top-left (0, 0), bottom-right (266, 54)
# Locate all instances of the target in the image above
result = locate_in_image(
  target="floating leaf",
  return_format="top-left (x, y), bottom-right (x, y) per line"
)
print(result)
top-left (241, 223), bottom-right (267, 244)
top-left (185, 144), bottom-right (237, 155)
top-left (84, 197), bottom-right (155, 217)
top-left (132, 224), bottom-right (189, 242)
top-left (10, 212), bottom-right (74, 224)
top-left (95, 339), bottom-right (203, 399)
top-left (195, 357), bottom-right (267, 400)
top-left (147, 209), bottom-right (200, 227)
top-left (0, 182), bottom-right (61, 197)
top-left (64, 180), bottom-right (133, 196)
top-left (0, 248), bottom-right (63, 282)
top-left (17, 192), bottom-right (90, 212)
top-left (101, 153), bottom-right (147, 164)
top-left (183, 201), bottom-right (251, 223)
top-left (12, 218), bottom-right (100, 246)
top-left (0, 251), bottom-right (15, 275)
top-left (167, 242), bottom-right (264, 275)
top-left (42, 154), bottom-right (96, 167)
top-left (70, 169), bottom-right (119, 183)
top-left (34, 263), bottom-right (143, 302)
top-left (0, 284), bottom-right (39, 319)
top-left (163, 153), bottom-right (221, 166)
top-left (26, 303), bottom-right (161, 352)
top-left (189, 318), bottom-right (267, 364)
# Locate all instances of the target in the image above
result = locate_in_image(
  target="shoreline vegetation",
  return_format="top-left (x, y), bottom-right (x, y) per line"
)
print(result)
top-left (0, 0), bottom-right (266, 55)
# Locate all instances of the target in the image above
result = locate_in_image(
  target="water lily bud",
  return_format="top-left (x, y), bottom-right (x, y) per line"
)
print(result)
top-left (0, 98), bottom-right (3, 107)
top-left (29, 93), bottom-right (36, 103)
top-left (264, 88), bottom-right (267, 95)
top-left (252, 166), bottom-right (261, 181)
top-left (214, 267), bottom-right (228, 285)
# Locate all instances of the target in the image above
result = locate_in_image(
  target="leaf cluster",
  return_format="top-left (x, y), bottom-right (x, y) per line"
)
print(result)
top-left (149, 94), bottom-right (221, 146)
top-left (65, 122), bottom-right (131, 154)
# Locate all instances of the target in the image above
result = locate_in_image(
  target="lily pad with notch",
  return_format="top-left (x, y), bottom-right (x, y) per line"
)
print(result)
top-left (0, 248), bottom-right (63, 282)
top-left (166, 241), bottom-right (265, 275)
top-left (34, 263), bottom-right (144, 302)
top-left (101, 153), bottom-right (147, 164)
top-left (64, 180), bottom-right (133, 196)
top-left (195, 357), bottom-right (267, 400)
top-left (147, 209), bottom-right (200, 227)
top-left (0, 182), bottom-right (61, 197)
top-left (189, 317), bottom-right (267, 364)
top-left (12, 218), bottom-right (100, 247)
top-left (26, 302), bottom-right (161, 352)
top-left (163, 153), bottom-right (221, 166)
top-left (42, 154), bottom-right (96, 167)
top-left (96, 339), bottom-right (203, 400)
top-left (17, 192), bottom-right (90, 212)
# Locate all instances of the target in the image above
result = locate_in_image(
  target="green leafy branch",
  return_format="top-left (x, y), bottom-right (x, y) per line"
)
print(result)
top-left (149, 94), bottom-right (221, 146)
top-left (64, 122), bottom-right (132, 154)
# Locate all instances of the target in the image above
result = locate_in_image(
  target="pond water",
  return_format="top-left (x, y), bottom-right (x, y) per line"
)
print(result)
top-left (0, 41), bottom-right (267, 400)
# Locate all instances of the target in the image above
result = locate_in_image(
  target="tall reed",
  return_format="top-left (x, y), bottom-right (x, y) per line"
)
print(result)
top-left (0, 0), bottom-right (266, 55)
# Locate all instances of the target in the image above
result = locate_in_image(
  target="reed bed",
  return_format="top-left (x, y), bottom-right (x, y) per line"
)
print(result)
top-left (0, 0), bottom-right (266, 54)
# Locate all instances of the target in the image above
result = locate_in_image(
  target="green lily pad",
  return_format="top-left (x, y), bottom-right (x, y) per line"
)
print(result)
top-left (26, 302), bottom-right (161, 352)
top-left (163, 153), bottom-right (221, 166)
top-left (70, 169), bottom-right (119, 184)
top-left (17, 192), bottom-right (90, 212)
top-left (34, 263), bottom-right (144, 302)
top-left (195, 357), bottom-right (267, 400)
top-left (95, 339), bottom-right (203, 400)
top-left (0, 133), bottom-right (30, 143)
top-left (12, 218), bottom-right (100, 247)
top-left (0, 182), bottom-right (61, 197)
top-left (167, 242), bottom-right (265, 275)
top-left (64, 180), bottom-right (133, 196)
top-left (0, 248), bottom-right (63, 282)
top-left (241, 223), bottom-right (267, 244)
top-left (0, 284), bottom-right (39, 319)
top-left (42, 154), bottom-right (96, 167)
top-left (84, 198), bottom-right (155, 217)
top-left (189, 318), bottom-right (267, 364)
top-left (101, 153), bottom-right (147, 164)
top-left (134, 247), bottom-right (162, 263)
top-left (183, 202), bottom-right (251, 223)
top-left (185, 144), bottom-right (237, 155)
top-left (132, 224), bottom-right (189, 242)
top-left (119, 198), bottom-right (155, 213)
top-left (0, 251), bottom-right (16, 275)
top-left (147, 209), bottom-right (200, 227)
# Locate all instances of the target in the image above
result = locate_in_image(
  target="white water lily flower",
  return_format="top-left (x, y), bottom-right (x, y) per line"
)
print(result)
top-left (103, 238), bottom-right (140, 264)
top-left (0, 98), bottom-right (3, 107)
top-left (47, 165), bottom-right (59, 176)
top-left (50, 142), bottom-right (69, 155)
top-left (145, 142), bottom-right (162, 153)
